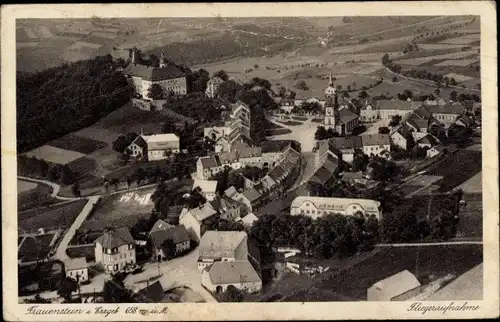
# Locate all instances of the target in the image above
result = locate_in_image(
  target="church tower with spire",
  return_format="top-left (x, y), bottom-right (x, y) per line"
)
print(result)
top-left (323, 72), bottom-right (340, 131)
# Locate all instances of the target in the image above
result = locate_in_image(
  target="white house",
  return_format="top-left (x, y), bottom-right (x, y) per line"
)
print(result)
top-left (178, 202), bottom-right (218, 242)
top-left (94, 227), bottom-right (136, 275)
top-left (426, 145), bottom-right (447, 159)
top-left (198, 231), bottom-right (262, 293)
top-left (64, 257), bottom-right (89, 284)
top-left (367, 270), bottom-right (421, 301)
top-left (192, 178), bottom-right (218, 201)
top-left (290, 196), bottom-right (382, 219)
top-left (127, 133), bottom-right (180, 161)
top-left (360, 134), bottom-right (391, 157)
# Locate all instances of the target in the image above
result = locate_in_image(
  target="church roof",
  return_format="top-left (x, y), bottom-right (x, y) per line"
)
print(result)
top-left (338, 108), bottom-right (359, 124)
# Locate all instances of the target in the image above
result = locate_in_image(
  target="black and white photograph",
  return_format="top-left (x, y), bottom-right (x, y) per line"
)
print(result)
top-left (2, 2), bottom-right (498, 321)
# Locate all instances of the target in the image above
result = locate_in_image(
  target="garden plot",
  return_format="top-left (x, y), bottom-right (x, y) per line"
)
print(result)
top-left (18, 180), bottom-right (38, 193)
top-left (18, 233), bottom-right (57, 263)
top-left (434, 59), bottom-right (478, 67)
top-left (81, 190), bottom-right (155, 231)
top-left (24, 28), bottom-right (38, 39)
top-left (19, 199), bottom-right (87, 232)
top-left (418, 43), bottom-right (468, 50)
top-left (16, 42), bottom-right (39, 49)
top-left (439, 34), bottom-right (480, 45)
top-left (396, 57), bottom-right (436, 66)
top-left (48, 134), bottom-right (107, 155)
top-left (443, 72), bottom-right (473, 83)
top-left (25, 145), bottom-right (86, 165)
top-left (38, 26), bottom-right (54, 38)
top-left (90, 31), bottom-right (119, 39)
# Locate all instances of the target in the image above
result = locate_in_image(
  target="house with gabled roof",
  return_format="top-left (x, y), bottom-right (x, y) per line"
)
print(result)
top-left (199, 231), bottom-right (262, 293)
top-left (178, 202), bottom-right (218, 242)
top-left (126, 133), bottom-right (180, 161)
top-left (417, 133), bottom-right (440, 149)
top-left (133, 281), bottom-right (169, 303)
top-left (192, 178), bottom-right (218, 201)
top-left (149, 223), bottom-right (190, 261)
top-left (94, 227), bottom-right (136, 274)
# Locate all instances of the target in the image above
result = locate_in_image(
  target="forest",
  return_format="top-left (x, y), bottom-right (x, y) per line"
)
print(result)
top-left (17, 55), bottom-right (133, 152)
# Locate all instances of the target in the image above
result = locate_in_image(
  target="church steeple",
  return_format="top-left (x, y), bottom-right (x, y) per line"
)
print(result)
top-left (325, 72), bottom-right (337, 99)
top-left (159, 52), bottom-right (167, 68)
top-left (324, 71), bottom-right (339, 131)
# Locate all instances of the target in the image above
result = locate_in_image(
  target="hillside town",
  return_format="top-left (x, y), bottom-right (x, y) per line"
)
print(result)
top-left (16, 16), bottom-right (483, 304)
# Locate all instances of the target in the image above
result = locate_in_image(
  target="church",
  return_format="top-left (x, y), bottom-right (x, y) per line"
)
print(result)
top-left (322, 74), bottom-right (360, 136)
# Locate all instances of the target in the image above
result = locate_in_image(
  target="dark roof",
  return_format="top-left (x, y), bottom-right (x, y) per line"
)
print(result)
top-left (406, 118), bottom-right (429, 131)
top-left (268, 165), bottom-right (287, 181)
top-left (418, 134), bottom-right (440, 146)
top-left (95, 228), bottom-right (134, 249)
top-left (361, 134), bottom-right (390, 146)
top-left (261, 140), bottom-right (291, 153)
top-left (338, 108), bottom-right (359, 124)
top-left (310, 166), bottom-right (335, 184)
top-left (199, 156), bottom-right (220, 169)
top-left (150, 225), bottom-right (190, 248)
top-left (242, 187), bottom-right (261, 202)
top-left (329, 136), bottom-right (363, 150)
top-left (130, 135), bottom-right (148, 149)
top-left (123, 64), bottom-right (185, 81)
top-left (134, 281), bottom-right (165, 303)
top-left (412, 106), bottom-right (433, 120)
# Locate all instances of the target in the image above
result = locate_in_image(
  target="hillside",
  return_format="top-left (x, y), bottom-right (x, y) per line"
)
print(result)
top-left (17, 55), bottom-right (133, 152)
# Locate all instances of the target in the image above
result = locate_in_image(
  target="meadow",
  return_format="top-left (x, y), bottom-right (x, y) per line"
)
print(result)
top-left (19, 199), bottom-right (87, 232)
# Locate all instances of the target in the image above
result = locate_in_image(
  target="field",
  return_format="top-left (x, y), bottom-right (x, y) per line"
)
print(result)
top-left (18, 199), bottom-right (87, 232)
top-left (24, 145), bottom-right (86, 165)
top-left (434, 59), bottom-right (478, 67)
top-left (48, 134), bottom-right (107, 155)
top-left (305, 245), bottom-right (483, 301)
top-left (80, 189), bottom-right (155, 230)
top-left (439, 34), bottom-right (480, 45)
top-left (17, 180), bottom-right (60, 211)
top-left (18, 180), bottom-right (38, 193)
top-left (456, 193), bottom-right (482, 239)
top-left (18, 233), bottom-right (57, 262)
top-left (426, 149), bottom-right (482, 192)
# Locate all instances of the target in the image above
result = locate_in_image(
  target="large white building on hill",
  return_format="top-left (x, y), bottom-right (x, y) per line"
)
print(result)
top-left (123, 51), bottom-right (187, 100)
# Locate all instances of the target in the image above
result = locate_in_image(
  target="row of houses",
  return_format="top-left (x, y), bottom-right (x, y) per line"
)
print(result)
top-left (203, 101), bottom-right (252, 153)
top-left (196, 140), bottom-right (295, 180)
top-left (360, 98), bottom-right (469, 127)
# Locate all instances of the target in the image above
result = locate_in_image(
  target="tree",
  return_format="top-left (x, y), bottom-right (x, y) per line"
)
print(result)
top-left (254, 64), bottom-right (259, 69)
top-left (450, 78), bottom-right (457, 86)
top-left (378, 126), bottom-right (390, 134)
top-left (295, 80), bottom-right (309, 91)
top-left (147, 83), bottom-right (165, 100)
top-left (24, 293), bottom-right (52, 304)
top-left (389, 115), bottom-right (402, 127)
top-left (381, 53), bottom-right (391, 66)
top-left (447, 123), bottom-right (472, 146)
top-left (71, 181), bottom-right (81, 197)
top-left (112, 132), bottom-right (138, 153)
top-left (358, 91), bottom-right (369, 99)
top-left (221, 285), bottom-right (244, 302)
top-left (57, 277), bottom-right (78, 302)
top-left (102, 275), bottom-right (134, 303)
top-left (449, 90), bottom-right (458, 101)
top-left (214, 70), bottom-right (229, 81)
top-left (352, 150), bottom-right (369, 171)
top-left (161, 238), bottom-right (177, 260)
top-left (392, 76), bottom-right (398, 82)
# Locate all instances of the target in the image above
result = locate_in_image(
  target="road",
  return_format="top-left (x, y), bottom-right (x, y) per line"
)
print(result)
top-left (124, 247), bottom-right (217, 303)
top-left (54, 196), bottom-right (100, 261)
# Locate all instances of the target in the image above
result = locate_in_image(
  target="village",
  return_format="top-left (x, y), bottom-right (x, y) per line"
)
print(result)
top-left (17, 16), bottom-right (483, 304)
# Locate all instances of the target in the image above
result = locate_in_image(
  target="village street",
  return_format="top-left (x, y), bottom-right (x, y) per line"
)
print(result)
top-left (124, 247), bottom-right (217, 302)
